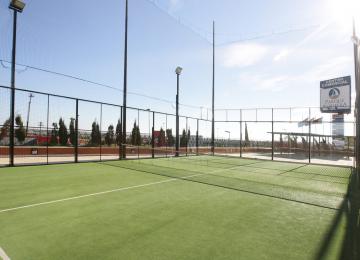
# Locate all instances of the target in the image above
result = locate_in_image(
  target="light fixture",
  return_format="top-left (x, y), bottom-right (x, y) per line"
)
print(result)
top-left (175, 66), bottom-right (183, 75)
top-left (9, 0), bottom-right (25, 12)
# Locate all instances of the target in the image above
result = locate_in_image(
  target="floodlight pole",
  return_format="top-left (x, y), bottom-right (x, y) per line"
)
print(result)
top-left (9, 8), bottom-right (19, 167)
top-left (225, 130), bottom-right (230, 140)
top-left (175, 71), bottom-right (180, 157)
top-left (122, 0), bottom-right (128, 159)
top-left (211, 21), bottom-right (215, 155)
top-left (353, 19), bottom-right (360, 172)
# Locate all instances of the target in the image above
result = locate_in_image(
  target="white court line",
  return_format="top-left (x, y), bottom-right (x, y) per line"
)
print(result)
top-left (0, 247), bottom-right (10, 260)
top-left (0, 173), bottom-right (205, 214)
top-left (0, 163), bottom-right (241, 215)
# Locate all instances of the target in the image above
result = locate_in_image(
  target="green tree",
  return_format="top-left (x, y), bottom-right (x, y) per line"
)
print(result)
top-left (244, 123), bottom-right (250, 147)
top-left (105, 124), bottom-right (115, 146)
top-left (180, 129), bottom-right (187, 147)
top-left (0, 118), bottom-right (10, 141)
top-left (158, 127), bottom-right (166, 147)
top-left (115, 120), bottom-right (122, 146)
top-left (15, 115), bottom-right (26, 143)
top-left (130, 121), bottom-right (141, 146)
top-left (69, 118), bottom-right (77, 146)
top-left (90, 121), bottom-right (101, 146)
top-left (58, 117), bottom-right (68, 146)
top-left (187, 129), bottom-right (191, 146)
top-left (50, 123), bottom-right (59, 145)
top-left (166, 129), bottom-right (174, 147)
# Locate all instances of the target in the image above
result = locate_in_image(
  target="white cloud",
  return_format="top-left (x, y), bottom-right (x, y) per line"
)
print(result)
top-left (303, 55), bottom-right (352, 80)
top-left (273, 24), bottom-right (330, 62)
top-left (219, 43), bottom-right (268, 68)
top-left (235, 55), bottom-right (352, 93)
top-left (273, 49), bottom-right (289, 62)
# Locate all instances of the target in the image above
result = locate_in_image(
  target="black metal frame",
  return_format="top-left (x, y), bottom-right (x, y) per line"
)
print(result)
top-left (0, 85), bottom-right (356, 168)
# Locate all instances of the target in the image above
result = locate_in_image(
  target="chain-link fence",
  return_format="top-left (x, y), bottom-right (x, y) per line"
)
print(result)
top-left (0, 85), bottom-right (356, 167)
top-left (0, 85), bottom-right (214, 166)
top-left (214, 107), bottom-right (355, 167)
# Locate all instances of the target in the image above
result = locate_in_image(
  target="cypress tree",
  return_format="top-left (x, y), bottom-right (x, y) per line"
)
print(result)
top-left (115, 120), bottom-right (122, 146)
top-left (166, 129), bottom-right (174, 147)
top-left (15, 115), bottom-right (26, 143)
top-left (105, 124), bottom-right (115, 146)
top-left (69, 118), bottom-right (76, 146)
top-left (50, 123), bottom-right (59, 145)
top-left (58, 117), bottom-right (68, 146)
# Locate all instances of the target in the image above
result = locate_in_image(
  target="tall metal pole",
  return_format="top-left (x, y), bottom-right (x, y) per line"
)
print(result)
top-left (196, 119), bottom-right (199, 155)
top-left (211, 21), bottom-right (215, 155)
top-left (152, 111), bottom-right (155, 158)
top-left (9, 10), bottom-right (17, 166)
top-left (122, 0), bottom-right (128, 159)
top-left (240, 109), bottom-right (242, 157)
top-left (25, 93), bottom-right (34, 136)
top-left (176, 73), bottom-right (180, 157)
top-left (119, 106), bottom-right (123, 160)
top-left (353, 19), bottom-right (360, 171)
top-left (308, 108), bottom-right (311, 164)
top-left (271, 108), bottom-right (274, 161)
top-left (75, 99), bottom-right (79, 163)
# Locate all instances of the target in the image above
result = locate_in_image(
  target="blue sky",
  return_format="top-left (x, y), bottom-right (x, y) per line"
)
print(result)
top-left (0, 0), bottom-right (359, 137)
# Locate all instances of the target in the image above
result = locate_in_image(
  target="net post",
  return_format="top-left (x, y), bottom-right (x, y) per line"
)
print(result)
top-left (75, 99), bottom-right (79, 163)
top-left (272, 108), bottom-right (274, 161)
top-left (152, 111), bottom-right (155, 158)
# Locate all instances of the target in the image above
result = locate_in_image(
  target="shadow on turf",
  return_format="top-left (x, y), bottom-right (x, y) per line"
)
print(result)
top-left (314, 169), bottom-right (360, 260)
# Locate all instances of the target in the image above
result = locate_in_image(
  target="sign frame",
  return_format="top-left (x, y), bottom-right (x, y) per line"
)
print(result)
top-left (320, 76), bottom-right (351, 114)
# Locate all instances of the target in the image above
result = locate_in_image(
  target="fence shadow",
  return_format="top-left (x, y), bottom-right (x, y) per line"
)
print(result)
top-left (314, 169), bottom-right (360, 260)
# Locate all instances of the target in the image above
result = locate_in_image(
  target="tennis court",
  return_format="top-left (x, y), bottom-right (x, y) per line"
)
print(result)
top-left (0, 155), bottom-right (354, 259)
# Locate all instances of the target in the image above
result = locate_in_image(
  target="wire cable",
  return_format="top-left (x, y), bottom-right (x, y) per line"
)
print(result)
top-left (0, 59), bottom-right (209, 110)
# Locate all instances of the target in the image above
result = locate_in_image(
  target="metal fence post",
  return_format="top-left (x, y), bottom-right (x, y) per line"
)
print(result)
top-left (240, 109), bottom-right (242, 158)
top-left (186, 117), bottom-right (188, 156)
top-left (272, 108), bottom-right (274, 161)
top-left (138, 109), bottom-right (140, 159)
top-left (100, 104), bottom-right (102, 162)
top-left (119, 106), bottom-right (122, 160)
top-left (75, 99), bottom-right (79, 163)
top-left (308, 108), bottom-right (311, 164)
top-left (46, 94), bottom-right (49, 165)
top-left (152, 112), bottom-right (155, 158)
top-left (196, 119), bottom-right (199, 155)
top-left (166, 114), bottom-right (168, 158)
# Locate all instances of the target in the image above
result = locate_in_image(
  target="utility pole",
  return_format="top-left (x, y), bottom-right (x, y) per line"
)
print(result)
top-left (26, 93), bottom-right (34, 136)
top-left (39, 122), bottom-right (43, 137)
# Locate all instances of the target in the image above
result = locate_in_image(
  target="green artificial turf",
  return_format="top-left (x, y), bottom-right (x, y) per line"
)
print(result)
top-left (0, 157), bottom-right (352, 259)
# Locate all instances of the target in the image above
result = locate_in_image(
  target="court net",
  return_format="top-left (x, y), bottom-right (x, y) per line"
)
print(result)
top-left (104, 145), bottom-right (352, 210)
